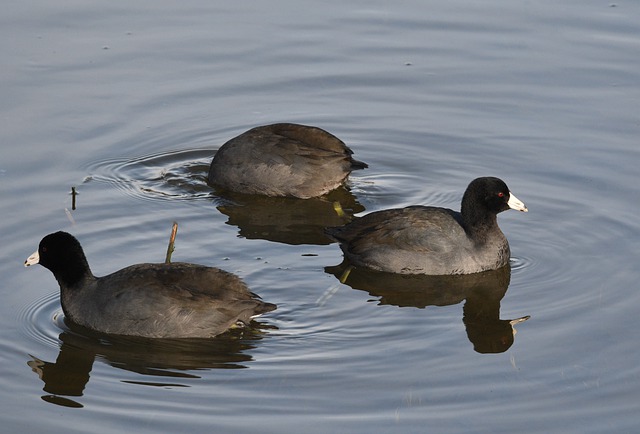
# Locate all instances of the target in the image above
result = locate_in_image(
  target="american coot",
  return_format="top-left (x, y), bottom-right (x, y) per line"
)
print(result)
top-left (208, 123), bottom-right (367, 199)
top-left (24, 232), bottom-right (276, 338)
top-left (326, 177), bottom-right (528, 275)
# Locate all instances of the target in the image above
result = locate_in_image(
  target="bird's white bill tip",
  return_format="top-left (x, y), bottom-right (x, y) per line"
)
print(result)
top-left (24, 250), bottom-right (40, 267)
top-left (507, 192), bottom-right (528, 212)
top-left (510, 315), bottom-right (531, 326)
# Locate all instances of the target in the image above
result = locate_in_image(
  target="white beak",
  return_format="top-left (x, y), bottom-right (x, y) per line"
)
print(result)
top-left (507, 192), bottom-right (528, 212)
top-left (24, 250), bottom-right (40, 267)
top-left (509, 315), bottom-right (531, 336)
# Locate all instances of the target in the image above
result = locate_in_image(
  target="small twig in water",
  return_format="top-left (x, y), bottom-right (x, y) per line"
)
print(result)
top-left (71, 186), bottom-right (77, 210)
top-left (339, 265), bottom-right (354, 284)
top-left (165, 221), bottom-right (178, 263)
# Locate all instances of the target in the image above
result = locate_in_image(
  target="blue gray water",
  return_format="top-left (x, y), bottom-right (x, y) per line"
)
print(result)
top-left (2, 1), bottom-right (639, 432)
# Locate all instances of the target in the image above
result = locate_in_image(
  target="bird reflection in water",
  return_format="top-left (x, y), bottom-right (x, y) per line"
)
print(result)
top-left (325, 262), bottom-right (529, 354)
top-left (27, 320), bottom-right (275, 408)
top-left (215, 186), bottom-right (365, 245)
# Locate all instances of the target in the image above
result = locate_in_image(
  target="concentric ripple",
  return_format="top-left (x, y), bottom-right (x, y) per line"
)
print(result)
top-left (509, 254), bottom-right (536, 273)
top-left (17, 290), bottom-right (66, 349)
top-left (85, 149), bottom-right (215, 202)
top-left (354, 172), bottom-right (460, 210)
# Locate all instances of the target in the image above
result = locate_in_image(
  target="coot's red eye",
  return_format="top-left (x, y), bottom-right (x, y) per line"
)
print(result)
top-left (497, 192), bottom-right (504, 198)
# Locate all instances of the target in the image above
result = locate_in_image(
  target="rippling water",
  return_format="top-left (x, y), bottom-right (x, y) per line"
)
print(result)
top-left (2, 0), bottom-right (639, 432)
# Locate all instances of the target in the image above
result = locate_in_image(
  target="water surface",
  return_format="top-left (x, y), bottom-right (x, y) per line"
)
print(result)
top-left (2, 0), bottom-right (639, 432)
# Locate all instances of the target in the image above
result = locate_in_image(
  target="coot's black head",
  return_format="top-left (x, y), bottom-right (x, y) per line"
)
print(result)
top-left (25, 231), bottom-right (92, 287)
top-left (464, 177), bottom-right (527, 213)
top-left (461, 177), bottom-right (527, 230)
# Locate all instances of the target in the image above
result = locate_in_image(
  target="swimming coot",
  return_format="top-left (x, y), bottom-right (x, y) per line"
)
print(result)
top-left (208, 123), bottom-right (367, 198)
top-left (24, 231), bottom-right (276, 338)
top-left (326, 177), bottom-right (528, 275)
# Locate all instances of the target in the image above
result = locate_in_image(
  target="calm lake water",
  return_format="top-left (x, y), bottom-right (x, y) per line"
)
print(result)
top-left (2, 0), bottom-right (639, 432)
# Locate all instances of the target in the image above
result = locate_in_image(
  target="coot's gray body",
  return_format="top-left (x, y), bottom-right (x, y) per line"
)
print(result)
top-left (25, 232), bottom-right (276, 338)
top-left (326, 177), bottom-right (527, 275)
top-left (208, 123), bottom-right (367, 199)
